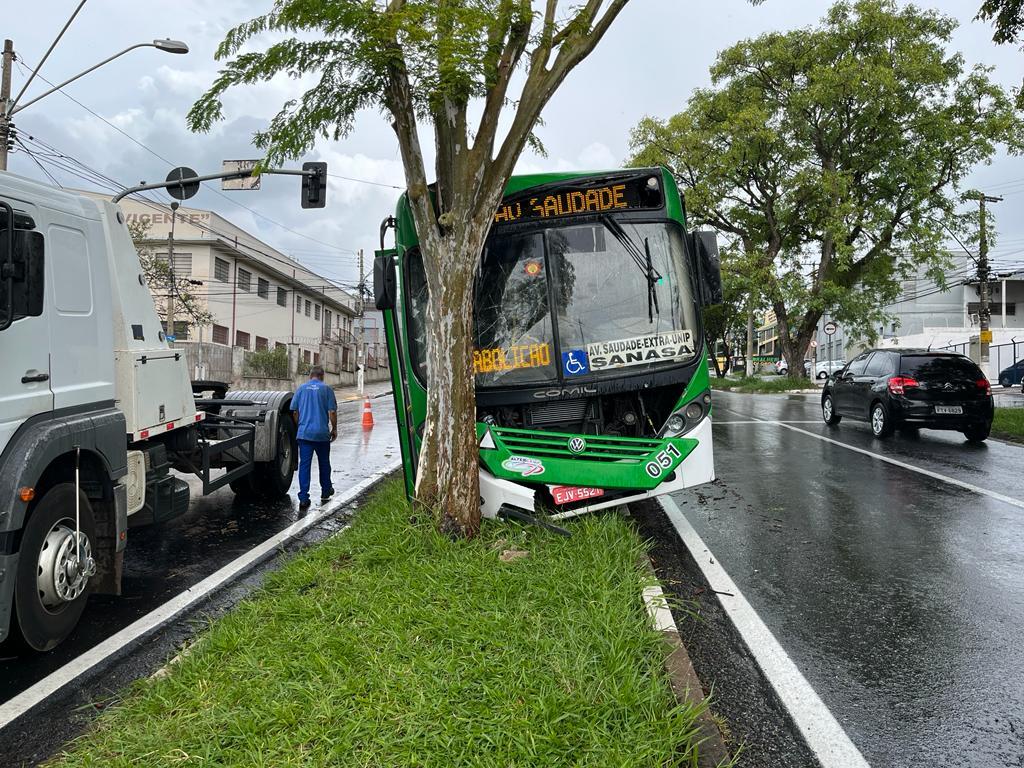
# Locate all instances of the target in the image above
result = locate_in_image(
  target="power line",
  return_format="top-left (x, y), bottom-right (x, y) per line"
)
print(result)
top-left (11, 57), bottom-right (371, 256)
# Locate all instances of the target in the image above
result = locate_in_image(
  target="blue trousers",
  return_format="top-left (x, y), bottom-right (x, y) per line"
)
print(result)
top-left (297, 439), bottom-right (333, 502)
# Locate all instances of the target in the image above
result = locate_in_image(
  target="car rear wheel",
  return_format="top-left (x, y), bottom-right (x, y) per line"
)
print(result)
top-left (822, 395), bottom-right (841, 425)
top-left (870, 402), bottom-right (893, 438)
top-left (1000, 376), bottom-right (1011, 388)
top-left (963, 423), bottom-right (991, 443)
top-left (817, 370), bottom-right (828, 380)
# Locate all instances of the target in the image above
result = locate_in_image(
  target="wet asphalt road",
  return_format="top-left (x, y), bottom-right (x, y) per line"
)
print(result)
top-left (675, 390), bottom-right (1024, 767)
top-left (0, 394), bottom-right (399, 705)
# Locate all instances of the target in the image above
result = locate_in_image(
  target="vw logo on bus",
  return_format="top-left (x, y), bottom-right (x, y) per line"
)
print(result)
top-left (567, 437), bottom-right (587, 454)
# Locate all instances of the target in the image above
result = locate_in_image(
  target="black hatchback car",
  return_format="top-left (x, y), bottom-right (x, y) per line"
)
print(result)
top-left (821, 349), bottom-right (993, 441)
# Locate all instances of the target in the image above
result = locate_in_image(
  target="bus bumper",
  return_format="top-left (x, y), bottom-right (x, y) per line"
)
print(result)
top-left (479, 416), bottom-right (715, 520)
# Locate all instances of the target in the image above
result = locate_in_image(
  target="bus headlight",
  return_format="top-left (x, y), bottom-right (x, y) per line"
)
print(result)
top-left (662, 389), bottom-right (711, 437)
top-left (684, 402), bottom-right (703, 421)
top-left (666, 414), bottom-right (685, 433)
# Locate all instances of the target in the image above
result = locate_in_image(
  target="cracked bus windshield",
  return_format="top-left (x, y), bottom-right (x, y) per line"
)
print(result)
top-left (472, 220), bottom-right (700, 386)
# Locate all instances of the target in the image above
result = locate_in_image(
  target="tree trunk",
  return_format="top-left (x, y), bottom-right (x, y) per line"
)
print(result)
top-left (414, 240), bottom-right (482, 538)
top-left (706, 333), bottom-right (724, 378)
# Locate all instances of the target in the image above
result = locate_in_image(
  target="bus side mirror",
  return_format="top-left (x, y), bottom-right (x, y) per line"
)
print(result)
top-left (374, 249), bottom-right (397, 310)
top-left (694, 231), bottom-right (722, 306)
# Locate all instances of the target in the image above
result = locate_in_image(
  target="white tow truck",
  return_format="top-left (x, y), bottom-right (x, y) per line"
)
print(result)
top-left (0, 167), bottom-right (324, 652)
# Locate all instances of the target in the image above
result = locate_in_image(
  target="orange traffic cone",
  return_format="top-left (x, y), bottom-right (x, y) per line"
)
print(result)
top-left (361, 397), bottom-right (374, 429)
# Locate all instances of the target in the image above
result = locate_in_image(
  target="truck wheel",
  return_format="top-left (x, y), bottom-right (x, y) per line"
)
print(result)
top-left (10, 484), bottom-right (97, 652)
top-left (253, 416), bottom-right (296, 498)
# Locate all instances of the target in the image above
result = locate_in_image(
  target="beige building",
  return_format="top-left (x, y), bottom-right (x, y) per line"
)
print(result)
top-left (80, 191), bottom-right (359, 371)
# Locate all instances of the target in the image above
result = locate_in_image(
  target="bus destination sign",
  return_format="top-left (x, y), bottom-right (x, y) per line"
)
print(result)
top-left (494, 176), bottom-right (663, 225)
top-left (474, 343), bottom-right (551, 375)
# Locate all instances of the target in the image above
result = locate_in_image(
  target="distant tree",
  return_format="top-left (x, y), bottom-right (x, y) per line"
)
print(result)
top-left (631, 0), bottom-right (1023, 379)
top-left (188, 1), bottom-right (629, 537)
top-left (129, 220), bottom-right (212, 333)
top-left (978, 0), bottom-right (1024, 105)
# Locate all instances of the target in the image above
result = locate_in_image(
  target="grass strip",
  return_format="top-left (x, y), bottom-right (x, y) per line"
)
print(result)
top-left (51, 479), bottom-right (704, 768)
top-left (992, 407), bottom-right (1024, 443)
top-left (709, 375), bottom-right (817, 394)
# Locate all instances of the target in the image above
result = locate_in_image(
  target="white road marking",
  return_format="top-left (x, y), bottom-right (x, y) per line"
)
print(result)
top-left (659, 495), bottom-right (871, 768)
top-left (641, 582), bottom-right (678, 634)
top-left (714, 391), bottom-right (1024, 512)
top-left (714, 420), bottom-right (822, 425)
top-left (0, 459), bottom-right (402, 731)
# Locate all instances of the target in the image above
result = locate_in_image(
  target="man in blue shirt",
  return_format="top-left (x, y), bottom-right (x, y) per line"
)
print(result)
top-left (290, 365), bottom-right (338, 509)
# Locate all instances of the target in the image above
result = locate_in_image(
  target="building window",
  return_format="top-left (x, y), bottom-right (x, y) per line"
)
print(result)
top-left (277, 287), bottom-right (287, 307)
top-left (324, 309), bottom-right (332, 338)
top-left (257, 277), bottom-right (269, 299)
top-left (235, 330), bottom-right (251, 349)
top-left (313, 352), bottom-right (321, 366)
top-left (296, 293), bottom-right (302, 313)
top-left (238, 268), bottom-right (252, 292)
top-left (304, 299), bottom-right (311, 317)
top-left (314, 304), bottom-right (321, 321)
top-left (161, 321), bottom-right (189, 340)
top-left (255, 335), bottom-right (269, 351)
top-left (303, 349), bottom-right (311, 364)
top-left (275, 342), bottom-right (287, 351)
top-left (212, 324), bottom-right (229, 345)
top-left (158, 253), bottom-right (192, 275)
top-left (214, 258), bottom-right (230, 282)
top-left (968, 302), bottom-right (1015, 316)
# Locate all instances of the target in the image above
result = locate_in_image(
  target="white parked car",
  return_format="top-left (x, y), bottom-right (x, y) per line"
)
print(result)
top-left (776, 359), bottom-right (845, 378)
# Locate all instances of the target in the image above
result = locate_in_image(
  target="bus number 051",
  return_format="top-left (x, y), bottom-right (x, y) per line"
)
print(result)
top-left (645, 443), bottom-right (682, 479)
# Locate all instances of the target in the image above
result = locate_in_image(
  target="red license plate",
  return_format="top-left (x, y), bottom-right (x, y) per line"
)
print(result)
top-left (551, 486), bottom-right (605, 505)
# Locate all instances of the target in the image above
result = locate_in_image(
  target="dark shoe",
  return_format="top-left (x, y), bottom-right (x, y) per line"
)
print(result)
top-left (299, 499), bottom-right (311, 510)
top-left (321, 490), bottom-right (334, 504)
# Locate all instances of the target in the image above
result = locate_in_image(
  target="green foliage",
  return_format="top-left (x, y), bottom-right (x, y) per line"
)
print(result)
top-left (992, 407), bottom-right (1024, 442)
top-left (977, 0), bottom-right (1024, 44)
top-left (631, 0), bottom-right (1024, 370)
top-left (50, 479), bottom-right (705, 767)
top-left (709, 375), bottom-right (813, 393)
top-left (245, 346), bottom-right (290, 379)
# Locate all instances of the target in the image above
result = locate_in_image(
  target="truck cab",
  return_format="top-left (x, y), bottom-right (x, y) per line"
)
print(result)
top-left (1, 172), bottom-right (296, 652)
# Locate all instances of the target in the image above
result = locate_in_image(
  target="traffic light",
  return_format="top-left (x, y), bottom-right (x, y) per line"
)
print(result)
top-left (302, 162), bottom-right (327, 209)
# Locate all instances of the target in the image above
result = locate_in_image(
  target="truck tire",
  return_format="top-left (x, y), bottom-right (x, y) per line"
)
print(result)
top-left (252, 415), bottom-right (296, 498)
top-left (9, 484), bottom-right (97, 652)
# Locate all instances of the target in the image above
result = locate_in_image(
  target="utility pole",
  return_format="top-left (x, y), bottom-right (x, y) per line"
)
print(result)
top-left (745, 301), bottom-right (754, 378)
top-left (356, 248), bottom-right (365, 395)
top-left (166, 201), bottom-right (179, 342)
top-left (1, 39), bottom-right (14, 171)
top-left (967, 192), bottom-right (1001, 363)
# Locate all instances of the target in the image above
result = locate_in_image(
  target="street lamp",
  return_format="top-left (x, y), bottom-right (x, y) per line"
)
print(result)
top-left (0, 38), bottom-right (188, 171)
top-left (8, 39), bottom-right (189, 116)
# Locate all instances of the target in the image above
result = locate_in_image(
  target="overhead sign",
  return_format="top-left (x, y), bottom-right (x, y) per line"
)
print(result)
top-left (473, 343), bottom-right (551, 375)
top-left (824, 321), bottom-right (838, 336)
top-left (222, 160), bottom-right (261, 190)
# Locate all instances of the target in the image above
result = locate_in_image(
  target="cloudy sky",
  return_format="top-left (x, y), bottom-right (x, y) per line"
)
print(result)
top-left (6, 1), bottom-right (1024, 287)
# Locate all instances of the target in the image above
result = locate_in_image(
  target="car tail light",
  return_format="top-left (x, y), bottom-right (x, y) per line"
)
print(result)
top-left (887, 376), bottom-right (919, 395)
top-left (976, 379), bottom-right (991, 395)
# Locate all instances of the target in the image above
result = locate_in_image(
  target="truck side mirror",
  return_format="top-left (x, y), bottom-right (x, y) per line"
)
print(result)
top-left (692, 231), bottom-right (723, 306)
top-left (374, 249), bottom-right (397, 310)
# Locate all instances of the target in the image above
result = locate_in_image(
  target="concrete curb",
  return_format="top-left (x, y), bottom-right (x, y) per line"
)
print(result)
top-left (640, 560), bottom-right (732, 767)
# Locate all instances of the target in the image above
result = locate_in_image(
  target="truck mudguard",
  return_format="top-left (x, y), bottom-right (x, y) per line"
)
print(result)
top-left (0, 402), bottom-right (128, 535)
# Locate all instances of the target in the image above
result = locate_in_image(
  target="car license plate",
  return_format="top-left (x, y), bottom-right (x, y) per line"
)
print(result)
top-left (934, 405), bottom-right (963, 415)
top-left (551, 486), bottom-right (605, 505)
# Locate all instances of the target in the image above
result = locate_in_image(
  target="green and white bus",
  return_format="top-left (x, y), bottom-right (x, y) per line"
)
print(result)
top-left (374, 168), bottom-right (721, 520)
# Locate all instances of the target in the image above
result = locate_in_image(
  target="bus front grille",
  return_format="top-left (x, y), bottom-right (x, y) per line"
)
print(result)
top-left (526, 398), bottom-right (589, 426)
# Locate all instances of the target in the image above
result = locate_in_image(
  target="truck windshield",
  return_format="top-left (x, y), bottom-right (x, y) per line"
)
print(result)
top-left (404, 219), bottom-right (701, 388)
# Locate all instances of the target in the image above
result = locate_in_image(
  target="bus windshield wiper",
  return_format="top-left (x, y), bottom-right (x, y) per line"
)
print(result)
top-left (600, 215), bottom-right (662, 322)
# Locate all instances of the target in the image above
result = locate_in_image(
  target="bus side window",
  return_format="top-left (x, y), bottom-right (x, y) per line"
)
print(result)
top-left (404, 249), bottom-right (429, 379)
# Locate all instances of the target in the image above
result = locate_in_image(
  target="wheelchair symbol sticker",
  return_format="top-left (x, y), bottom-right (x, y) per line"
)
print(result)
top-left (562, 350), bottom-right (590, 376)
